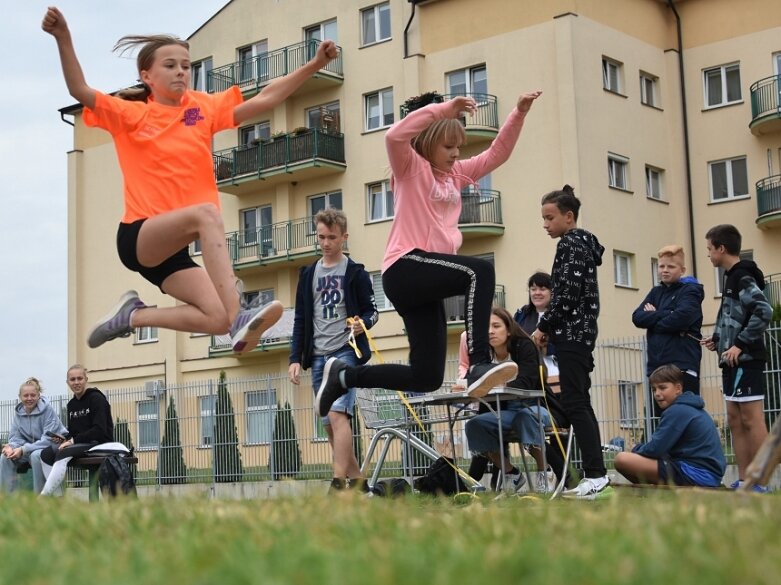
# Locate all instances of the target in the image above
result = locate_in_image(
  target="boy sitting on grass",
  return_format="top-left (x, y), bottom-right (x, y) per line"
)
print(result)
top-left (614, 364), bottom-right (725, 487)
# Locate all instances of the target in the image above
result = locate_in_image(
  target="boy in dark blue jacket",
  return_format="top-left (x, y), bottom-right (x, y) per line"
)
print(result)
top-left (614, 365), bottom-right (725, 487)
top-left (288, 208), bottom-right (378, 492)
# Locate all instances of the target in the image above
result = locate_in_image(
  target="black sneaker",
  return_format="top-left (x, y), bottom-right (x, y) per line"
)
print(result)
top-left (314, 357), bottom-right (348, 417)
top-left (328, 478), bottom-right (347, 493)
top-left (466, 361), bottom-right (518, 397)
top-left (348, 478), bottom-right (370, 493)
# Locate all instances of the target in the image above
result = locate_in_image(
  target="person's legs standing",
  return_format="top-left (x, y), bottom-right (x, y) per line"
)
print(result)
top-left (0, 454), bottom-right (17, 493)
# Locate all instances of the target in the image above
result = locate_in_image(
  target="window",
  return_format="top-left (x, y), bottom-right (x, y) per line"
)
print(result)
top-left (367, 180), bottom-right (394, 221)
top-left (306, 102), bottom-right (341, 133)
top-left (200, 395), bottom-right (216, 446)
top-left (365, 88), bottom-right (394, 130)
top-left (645, 165), bottom-right (663, 200)
top-left (370, 271), bottom-right (394, 311)
top-left (447, 65), bottom-right (487, 97)
top-left (651, 257), bottom-right (660, 287)
top-left (190, 239), bottom-right (202, 255)
top-left (238, 40), bottom-right (268, 83)
top-left (361, 2), bottom-right (391, 46)
top-left (703, 63), bottom-right (741, 107)
top-left (715, 250), bottom-right (753, 295)
top-left (137, 400), bottom-right (160, 449)
top-left (640, 72), bottom-right (658, 107)
top-left (240, 206), bottom-right (273, 251)
top-left (309, 191), bottom-right (343, 219)
top-left (614, 251), bottom-right (633, 287)
top-left (608, 154), bottom-right (629, 190)
top-left (246, 389), bottom-right (277, 444)
top-left (243, 289), bottom-right (275, 309)
top-left (305, 19), bottom-right (338, 60)
top-left (192, 58), bottom-right (213, 92)
top-left (239, 122), bottom-right (271, 147)
top-left (709, 157), bottom-right (748, 202)
top-left (618, 381), bottom-right (640, 428)
top-left (134, 326), bottom-right (158, 344)
top-left (602, 57), bottom-right (623, 94)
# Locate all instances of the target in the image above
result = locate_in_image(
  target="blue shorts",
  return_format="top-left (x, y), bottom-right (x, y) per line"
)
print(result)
top-left (722, 366), bottom-right (765, 402)
top-left (312, 346), bottom-right (359, 426)
top-left (657, 459), bottom-right (721, 488)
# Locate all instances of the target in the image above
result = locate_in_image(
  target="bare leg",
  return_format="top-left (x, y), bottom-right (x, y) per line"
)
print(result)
top-left (614, 452), bottom-right (660, 484)
top-left (736, 401), bottom-right (769, 479)
top-left (135, 203), bottom-right (240, 321)
top-left (727, 401), bottom-right (752, 478)
top-left (328, 412), bottom-right (362, 480)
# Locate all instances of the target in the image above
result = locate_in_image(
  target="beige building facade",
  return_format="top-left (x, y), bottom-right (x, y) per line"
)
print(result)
top-left (62, 0), bottom-right (781, 465)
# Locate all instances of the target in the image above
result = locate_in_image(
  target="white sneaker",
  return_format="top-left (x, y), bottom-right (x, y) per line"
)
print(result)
top-left (562, 475), bottom-right (613, 500)
top-left (498, 469), bottom-right (526, 494)
top-left (536, 467), bottom-right (557, 493)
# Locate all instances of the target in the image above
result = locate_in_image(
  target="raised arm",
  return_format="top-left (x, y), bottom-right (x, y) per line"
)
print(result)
top-left (233, 40), bottom-right (338, 125)
top-left (42, 7), bottom-right (96, 110)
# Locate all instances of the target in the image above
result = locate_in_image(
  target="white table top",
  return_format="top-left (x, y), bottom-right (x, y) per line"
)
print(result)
top-left (404, 387), bottom-right (543, 406)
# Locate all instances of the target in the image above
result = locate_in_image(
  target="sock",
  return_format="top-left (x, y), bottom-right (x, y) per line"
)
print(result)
top-left (338, 370), bottom-right (347, 389)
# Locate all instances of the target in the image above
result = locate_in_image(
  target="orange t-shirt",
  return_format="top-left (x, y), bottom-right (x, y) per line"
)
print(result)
top-left (83, 86), bottom-right (243, 223)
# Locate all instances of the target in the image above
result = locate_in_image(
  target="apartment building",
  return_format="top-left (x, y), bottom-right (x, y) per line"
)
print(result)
top-left (62, 0), bottom-right (781, 468)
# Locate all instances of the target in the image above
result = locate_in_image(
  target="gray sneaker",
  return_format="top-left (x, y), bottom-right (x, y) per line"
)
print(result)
top-left (87, 291), bottom-right (147, 348)
top-left (229, 300), bottom-right (283, 354)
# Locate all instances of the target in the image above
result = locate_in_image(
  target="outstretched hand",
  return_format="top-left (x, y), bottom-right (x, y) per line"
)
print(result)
top-left (42, 6), bottom-right (68, 37)
top-left (313, 40), bottom-right (339, 67)
top-left (517, 90), bottom-right (542, 113)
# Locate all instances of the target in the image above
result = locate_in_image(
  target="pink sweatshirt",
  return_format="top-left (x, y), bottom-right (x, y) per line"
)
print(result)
top-left (382, 102), bottom-right (529, 273)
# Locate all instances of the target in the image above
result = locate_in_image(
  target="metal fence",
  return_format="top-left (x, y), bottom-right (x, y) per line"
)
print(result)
top-left (2, 325), bottom-right (779, 489)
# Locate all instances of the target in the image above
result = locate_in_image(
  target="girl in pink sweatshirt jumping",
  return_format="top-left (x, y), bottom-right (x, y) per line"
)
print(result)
top-left (315, 91), bottom-right (541, 416)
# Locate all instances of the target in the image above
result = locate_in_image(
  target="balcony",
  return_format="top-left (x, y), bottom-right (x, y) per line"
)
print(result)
top-left (208, 40), bottom-right (343, 97)
top-left (756, 175), bottom-right (781, 229)
top-left (213, 128), bottom-right (346, 195)
top-left (221, 215), bottom-right (348, 273)
top-left (400, 93), bottom-right (499, 143)
top-left (209, 308), bottom-right (294, 357)
top-left (444, 284), bottom-right (506, 326)
top-left (458, 189), bottom-right (504, 239)
top-left (749, 75), bottom-right (781, 135)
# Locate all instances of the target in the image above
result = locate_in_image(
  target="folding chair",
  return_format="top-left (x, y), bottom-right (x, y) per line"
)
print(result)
top-left (355, 388), bottom-right (480, 492)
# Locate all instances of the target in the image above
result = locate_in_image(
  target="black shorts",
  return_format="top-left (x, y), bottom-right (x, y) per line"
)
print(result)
top-left (117, 220), bottom-right (199, 291)
top-left (722, 365), bottom-right (766, 402)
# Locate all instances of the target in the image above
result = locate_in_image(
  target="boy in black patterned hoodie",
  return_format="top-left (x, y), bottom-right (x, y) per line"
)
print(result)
top-left (702, 224), bottom-right (772, 492)
top-left (532, 185), bottom-right (611, 499)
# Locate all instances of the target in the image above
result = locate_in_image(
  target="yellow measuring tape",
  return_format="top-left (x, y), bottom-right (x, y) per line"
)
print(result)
top-left (347, 317), bottom-right (477, 491)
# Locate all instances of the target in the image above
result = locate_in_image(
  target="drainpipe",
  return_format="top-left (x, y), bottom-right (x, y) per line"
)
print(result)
top-left (667, 0), bottom-right (698, 278)
top-left (404, 0), bottom-right (419, 59)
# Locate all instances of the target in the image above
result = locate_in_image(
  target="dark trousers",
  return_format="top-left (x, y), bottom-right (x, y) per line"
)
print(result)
top-left (557, 346), bottom-right (606, 478)
top-left (347, 251), bottom-right (495, 393)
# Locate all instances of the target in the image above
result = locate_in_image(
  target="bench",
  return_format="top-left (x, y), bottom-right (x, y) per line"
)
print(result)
top-left (68, 455), bottom-right (138, 502)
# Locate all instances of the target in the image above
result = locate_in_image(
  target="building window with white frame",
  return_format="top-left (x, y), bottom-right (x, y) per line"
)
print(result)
top-left (370, 271), bottom-right (394, 311)
top-left (238, 40), bottom-right (268, 84)
top-left (306, 102), bottom-right (340, 133)
top-left (614, 251), bottom-right (633, 288)
top-left (305, 19), bottom-right (338, 43)
top-left (246, 389), bottom-right (277, 445)
top-left (645, 165), bottom-right (664, 200)
top-left (651, 257), bottom-right (660, 287)
top-left (309, 191), bottom-right (343, 219)
top-left (241, 205), bottom-right (273, 249)
top-left (199, 395), bottom-right (216, 446)
top-left (192, 58), bottom-right (213, 92)
top-left (446, 65), bottom-right (487, 97)
top-left (608, 153), bottom-right (630, 190)
top-left (365, 88), bottom-right (394, 131)
top-left (639, 72), bottom-right (659, 107)
top-left (239, 122), bottom-right (270, 147)
top-left (243, 289), bottom-right (275, 309)
top-left (618, 381), bottom-right (640, 428)
top-left (134, 326), bottom-right (158, 344)
top-left (602, 57), bottom-right (623, 94)
top-left (367, 180), bottom-right (394, 222)
top-left (709, 156), bottom-right (748, 202)
top-left (703, 63), bottom-right (741, 108)
top-left (361, 2), bottom-right (391, 46)
top-left (137, 400), bottom-right (160, 449)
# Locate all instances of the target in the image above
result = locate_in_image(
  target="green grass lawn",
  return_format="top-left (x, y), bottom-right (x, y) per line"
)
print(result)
top-left (1, 488), bottom-right (778, 585)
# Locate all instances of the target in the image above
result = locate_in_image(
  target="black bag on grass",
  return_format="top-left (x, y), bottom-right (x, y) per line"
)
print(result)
top-left (98, 454), bottom-right (137, 497)
top-left (371, 478), bottom-right (411, 498)
top-left (414, 456), bottom-right (467, 496)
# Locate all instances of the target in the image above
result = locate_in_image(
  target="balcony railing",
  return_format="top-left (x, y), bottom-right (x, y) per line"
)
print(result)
top-left (208, 39), bottom-right (343, 94)
top-left (750, 75), bottom-right (781, 134)
top-left (459, 189), bottom-right (502, 225)
top-left (213, 128), bottom-right (345, 183)
top-left (400, 93), bottom-right (499, 134)
top-left (444, 284), bottom-right (506, 323)
top-left (765, 273), bottom-right (781, 309)
top-left (756, 174), bottom-right (781, 228)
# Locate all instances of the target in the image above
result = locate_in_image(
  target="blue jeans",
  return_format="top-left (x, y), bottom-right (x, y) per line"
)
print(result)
top-left (312, 346), bottom-right (359, 426)
top-left (0, 450), bottom-right (47, 494)
top-left (465, 402), bottom-right (551, 453)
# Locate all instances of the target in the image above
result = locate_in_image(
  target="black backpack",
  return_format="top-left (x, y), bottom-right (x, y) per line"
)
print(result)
top-left (413, 456), bottom-right (467, 496)
top-left (98, 454), bottom-right (137, 497)
top-left (371, 478), bottom-right (411, 498)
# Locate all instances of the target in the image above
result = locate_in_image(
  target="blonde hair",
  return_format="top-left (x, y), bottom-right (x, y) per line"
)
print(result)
top-left (67, 364), bottom-right (88, 379)
top-left (19, 377), bottom-right (43, 395)
top-left (411, 119), bottom-right (467, 165)
top-left (112, 34), bottom-right (190, 102)
top-left (657, 244), bottom-right (685, 267)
